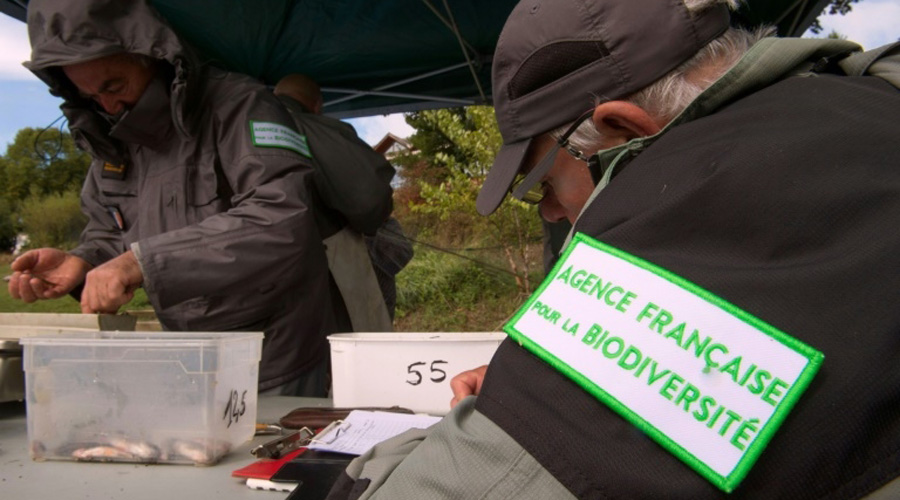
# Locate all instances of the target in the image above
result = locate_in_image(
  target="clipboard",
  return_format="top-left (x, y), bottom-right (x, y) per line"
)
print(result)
top-left (232, 427), bottom-right (314, 479)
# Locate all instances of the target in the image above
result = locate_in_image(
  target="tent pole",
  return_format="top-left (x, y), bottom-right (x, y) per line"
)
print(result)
top-left (419, 0), bottom-right (479, 57)
top-left (322, 88), bottom-right (476, 106)
top-left (324, 62), bottom-right (474, 108)
top-left (419, 0), bottom-right (487, 103)
top-left (787, 0), bottom-right (810, 36)
top-left (440, 0), bottom-right (487, 102)
top-left (773, 0), bottom-right (806, 26)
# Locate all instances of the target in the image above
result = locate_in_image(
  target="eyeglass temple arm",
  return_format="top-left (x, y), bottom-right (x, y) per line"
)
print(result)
top-left (511, 147), bottom-right (556, 200)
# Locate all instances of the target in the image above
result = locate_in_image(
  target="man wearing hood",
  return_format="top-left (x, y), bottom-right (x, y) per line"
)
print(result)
top-left (7, 0), bottom-right (350, 395)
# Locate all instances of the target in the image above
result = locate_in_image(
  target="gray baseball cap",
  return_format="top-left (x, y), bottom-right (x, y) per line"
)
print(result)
top-left (476, 0), bottom-right (730, 215)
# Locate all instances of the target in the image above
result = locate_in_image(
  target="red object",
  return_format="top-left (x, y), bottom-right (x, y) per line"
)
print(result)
top-left (231, 448), bottom-right (306, 479)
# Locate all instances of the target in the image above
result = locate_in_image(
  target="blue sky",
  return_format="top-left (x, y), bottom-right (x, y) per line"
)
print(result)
top-left (1, 1), bottom-right (898, 153)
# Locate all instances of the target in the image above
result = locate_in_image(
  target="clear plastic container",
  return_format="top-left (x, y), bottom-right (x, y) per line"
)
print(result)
top-left (0, 313), bottom-right (137, 403)
top-left (21, 331), bottom-right (263, 465)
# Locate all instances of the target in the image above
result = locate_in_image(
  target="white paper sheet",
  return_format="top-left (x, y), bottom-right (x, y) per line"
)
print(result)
top-left (306, 410), bottom-right (441, 455)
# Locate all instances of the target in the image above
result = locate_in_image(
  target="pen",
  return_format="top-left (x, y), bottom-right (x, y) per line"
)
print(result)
top-left (255, 423), bottom-right (283, 435)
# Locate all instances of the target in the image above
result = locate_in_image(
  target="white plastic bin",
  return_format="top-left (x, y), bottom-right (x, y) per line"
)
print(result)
top-left (329, 332), bottom-right (506, 415)
top-left (21, 331), bottom-right (263, 465)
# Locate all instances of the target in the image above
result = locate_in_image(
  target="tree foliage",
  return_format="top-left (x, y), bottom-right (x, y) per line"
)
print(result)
top-left (0, 199), bottom-right (16, 252)
top-left (0, 127), bottom-right (91, 252)
top-left (18, 190), bottom-right (87, 250)
top-left (1, 127), bottom-right (90, 205)
top-left (808, 0), bottom-right (861, 34)
top-left (395, 106), bottom-right (542, 293)
top-left (394, 107), bottom-right (502, 182)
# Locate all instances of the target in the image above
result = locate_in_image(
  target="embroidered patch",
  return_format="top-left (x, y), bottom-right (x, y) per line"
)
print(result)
top-left (250, 121), bottom-right (311, 157)
top-left (101, 161), bottom-right (126, 180)
top-left (504, 233), bottom-right (823, 493)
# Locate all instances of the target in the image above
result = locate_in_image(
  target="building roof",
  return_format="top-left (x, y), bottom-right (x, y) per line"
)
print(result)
top-left (374, 133), bottom-right (414, 157)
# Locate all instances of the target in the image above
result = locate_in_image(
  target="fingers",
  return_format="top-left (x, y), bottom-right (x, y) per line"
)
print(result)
top-left (29, 275), bottom-right (48, 299)
top-left (7, 272), bottom-right (51, 303)
top-left (80, 277), bottom-right (132, 314)
top-left (11, 248), bottom-right (66, 274)
top-left (8, 272), bottom-right (31, 302)
top-left (8, 272), bottom-right (21, 300)
top-left (9, 250), bottom-right (39, 273)
top-left (449, 365), bottom-right (489, 409)
top-left (81, 292), bottom-right (127, 314)
top-left (79, 253), bottom-right (142, 314)
top-left (8, 251), bottom-right (41, 301)
top-left (41, 284), bottom-right (71, 300)
top-left (8, 249), bottom-right (85, 304)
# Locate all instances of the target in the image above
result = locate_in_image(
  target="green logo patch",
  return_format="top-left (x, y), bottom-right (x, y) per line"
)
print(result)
top-left (250, 121), bottom-right (311, 157)
top-left (505, 233), bottom-right (824, 493)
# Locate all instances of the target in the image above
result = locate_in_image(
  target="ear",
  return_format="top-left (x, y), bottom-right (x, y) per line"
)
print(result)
top-left (591, 101), bottom-right (662, 146)
top-left (312, 97), bottom-right (324, 115)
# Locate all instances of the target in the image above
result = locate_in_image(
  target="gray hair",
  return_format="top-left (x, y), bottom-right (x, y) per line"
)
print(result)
top-left (553, 0), bottom-right (771, 151)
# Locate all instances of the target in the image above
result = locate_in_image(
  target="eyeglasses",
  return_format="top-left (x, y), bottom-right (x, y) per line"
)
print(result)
top-left (510, 109), bottom-right (595, 205)
top-left (512, 175), bottom-right (546, 204)
top-left (556, 108), bottom-right (595, 162)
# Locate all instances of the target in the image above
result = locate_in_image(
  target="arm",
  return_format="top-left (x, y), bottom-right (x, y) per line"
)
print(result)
top-left (69, 158), bottom-right (142, 312)
top-left (134, 85), bottom-right (328, 309)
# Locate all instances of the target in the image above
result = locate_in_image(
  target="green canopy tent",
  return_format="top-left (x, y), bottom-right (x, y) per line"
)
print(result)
top-left (2, 0), bottom-right (831, 118)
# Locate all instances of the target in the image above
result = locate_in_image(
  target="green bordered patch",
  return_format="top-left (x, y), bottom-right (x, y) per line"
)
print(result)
top-left (250, 121), bottom-right (311, 157)
top-left (504, 232), bottom-right (823, 492)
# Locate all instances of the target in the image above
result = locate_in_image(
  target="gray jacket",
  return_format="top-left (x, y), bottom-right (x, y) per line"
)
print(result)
top-left (25, 0), bottom-right (344, 391)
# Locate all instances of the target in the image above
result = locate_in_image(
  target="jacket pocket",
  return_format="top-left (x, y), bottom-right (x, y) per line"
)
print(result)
top-left (188, 162), bottom-right (222, 207)
top-left (97, 177), bottom-right (138, 233)
top-left (169, 163), bottom-right (230, 227)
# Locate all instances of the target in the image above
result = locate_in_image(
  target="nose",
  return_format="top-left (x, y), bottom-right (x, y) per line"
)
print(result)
top-left (97, 95), bottom-right (123, 115)
top-left (538, 196), bottom-right (567, 223)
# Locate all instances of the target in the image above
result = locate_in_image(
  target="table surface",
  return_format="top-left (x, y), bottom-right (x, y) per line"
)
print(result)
top-left (0, 396), bottom-right (332, 499)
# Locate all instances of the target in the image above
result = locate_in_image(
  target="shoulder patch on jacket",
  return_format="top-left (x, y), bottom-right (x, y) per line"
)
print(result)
top-left (249, 121), bottom-right (312, 157)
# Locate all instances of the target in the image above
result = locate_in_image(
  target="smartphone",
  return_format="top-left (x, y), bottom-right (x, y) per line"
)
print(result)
top-left (272, 450), bottom-right (353, 500)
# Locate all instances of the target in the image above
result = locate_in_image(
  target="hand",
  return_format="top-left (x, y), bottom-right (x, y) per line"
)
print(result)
top-left (8, 248), bottom-right (91, 302)
top-left (80, 250), bottom-right (143, 314)
top-left (449, 365), bottom-right (488, 409)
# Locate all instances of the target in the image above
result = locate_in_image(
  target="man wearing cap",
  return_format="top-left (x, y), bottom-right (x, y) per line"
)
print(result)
top-left (326, 0), bottom-right (900, 498)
